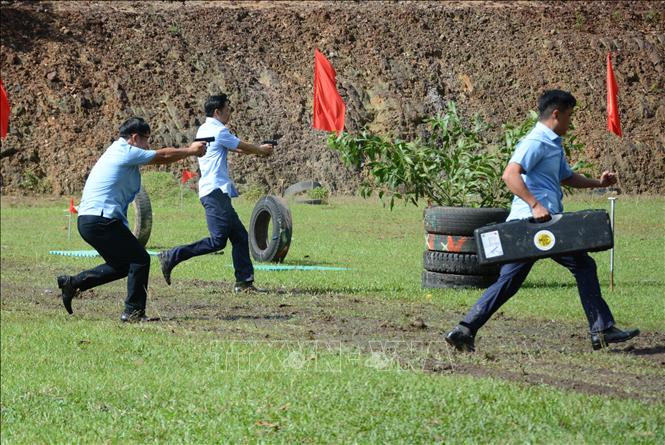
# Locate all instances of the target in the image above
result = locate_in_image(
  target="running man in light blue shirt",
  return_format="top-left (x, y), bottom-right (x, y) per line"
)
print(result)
top-left (445, 90), bottom-right (639, 352)
top-left (158, 93), bottom-right (274, 293)
top-left (505, 121), bottom-right (574, 221)
top-left (56, 117), bottom-right (206, 322)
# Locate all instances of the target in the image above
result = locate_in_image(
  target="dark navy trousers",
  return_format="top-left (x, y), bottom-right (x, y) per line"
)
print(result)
top-left (74, 215), bottom-right (151, 313)
top-left (461, 252), bottom-right (615, 334)
top-left (168, 189), bottom-right (254, 283)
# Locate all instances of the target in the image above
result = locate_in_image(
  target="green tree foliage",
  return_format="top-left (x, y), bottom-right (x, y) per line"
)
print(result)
top-left (328, 102), bottom-right (588, 209)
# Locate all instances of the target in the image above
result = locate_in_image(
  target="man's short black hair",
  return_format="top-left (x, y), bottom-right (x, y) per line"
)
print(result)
top-left (204, 94), bottom-right (229, 117)
top-left (538, 90), bottom-right (577, 119)
top-left (119, 117), bottom-right (151, 139)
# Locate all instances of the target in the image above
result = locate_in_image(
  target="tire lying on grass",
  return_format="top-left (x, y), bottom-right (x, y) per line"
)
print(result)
top-left (249, 195), bottom-right (293, 263)
top-left (421, 270), bottom-right (497, 289)
top-left (424, 206), bottom-right (509, 236)
top-left (131, 187), bottom-right (152, 247)
top-left (423, 251), bottom-right (500, 276)
top-left (283, 180), bottom-right (323, 205)
top-left (283, 180), bottom-right (322, 197)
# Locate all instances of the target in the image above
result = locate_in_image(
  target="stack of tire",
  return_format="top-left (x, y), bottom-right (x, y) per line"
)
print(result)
top-left (422, 206), bottom-right (509, 289)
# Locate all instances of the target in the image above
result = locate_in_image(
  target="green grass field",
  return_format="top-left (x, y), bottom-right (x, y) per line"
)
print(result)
top-left (1, 174), bottom-right (664, 443)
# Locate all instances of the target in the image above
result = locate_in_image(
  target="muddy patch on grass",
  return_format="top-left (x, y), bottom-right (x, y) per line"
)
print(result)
top-left (3, 278), bottom-right (664, 403)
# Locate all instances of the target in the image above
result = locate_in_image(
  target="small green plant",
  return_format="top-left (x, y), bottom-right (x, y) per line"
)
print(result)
top-left (574, 11), bottom-right (587, 30)
top-left (307, 186), bottom-right (330, 202)
top-left (19, 169), bottom-right (52, 193)
top-left (645, 9), bottom-right (660, 23)
top-left (168, 25), bottom-right (180, 35)
top-left (328, 102), bottom-right (589, 209)
top-left (238, 183), bottom-right (266, 202)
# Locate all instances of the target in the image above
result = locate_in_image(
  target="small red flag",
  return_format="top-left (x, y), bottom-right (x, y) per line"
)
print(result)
top-left (313, 49), bottom-right (345, 135)
top-left (68, 198), bottom-right (78, 214)
top-left (607, 53), bottom-right (622, 137)
top-left (0, 79), bottom-right (10, 139)
top-left (181, 169), bottom-right (197, 184)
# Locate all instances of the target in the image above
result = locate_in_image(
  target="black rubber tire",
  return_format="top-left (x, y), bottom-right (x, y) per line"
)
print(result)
top-left (249, 195), bottom-right (293, 263)
top-left (424, 207), bottom-right (509, 236)
top-left (132, 187), bottom-right (152, 247)
top-left (284, 180), bottom-right (322, 197)
top-left (426, 233), bottom-right (477, 253)
top-left (296, 198), bottom-right (323, 205)
top-left (423, 251), bottom-right (500, 276)
top-left (421, 270), bottom-right (497, 289)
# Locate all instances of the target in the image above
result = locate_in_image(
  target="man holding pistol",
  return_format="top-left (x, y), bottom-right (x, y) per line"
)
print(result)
top-left (158, 93), bottom-right (273, 292)
top-left (445, 90), bottom-right (640, 352)
top-left (56, 117), bottom-right (206, 322)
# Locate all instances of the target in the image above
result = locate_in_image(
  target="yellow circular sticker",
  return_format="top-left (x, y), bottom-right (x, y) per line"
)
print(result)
top-left (534, 230), bottom-right (556, 251)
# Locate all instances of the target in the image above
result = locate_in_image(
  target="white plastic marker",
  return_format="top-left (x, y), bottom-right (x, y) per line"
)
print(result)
top-left (608, 196), bottom-right (617, 291)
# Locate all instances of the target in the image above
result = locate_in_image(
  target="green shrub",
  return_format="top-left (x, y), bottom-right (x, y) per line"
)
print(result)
top-left (307, 186), bottom-right (330, 202)
top-left (238, 183), bottom-right (266, 202)
top-left (645, 9), bottom-right (660, 23)
top-left (328, 101), bottom-right (589, 209)
top-left (19, 169), bottom-right (52, 194)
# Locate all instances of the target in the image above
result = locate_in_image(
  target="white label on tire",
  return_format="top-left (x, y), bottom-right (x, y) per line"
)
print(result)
top-left (534, 230), bottom-right (556, 251)
top-left (480, 231), bottom-right (503, 258)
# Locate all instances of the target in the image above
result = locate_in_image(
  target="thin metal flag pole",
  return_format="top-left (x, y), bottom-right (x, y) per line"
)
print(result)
top-left (608, 196), bottom-right (617, 291)
top-left (67, 211), bottom-right (72, 240)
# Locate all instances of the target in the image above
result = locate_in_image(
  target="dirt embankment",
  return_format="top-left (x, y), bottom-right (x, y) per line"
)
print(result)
top-left (0, 1), bottom-right (663, 195)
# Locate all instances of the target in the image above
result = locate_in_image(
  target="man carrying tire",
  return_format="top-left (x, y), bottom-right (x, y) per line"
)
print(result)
top-left (158, 93), bottom-right (273, 293)
top-left (445, 90), bottom-right (640, 352)
top-left (56, 117), bottom-right (207, 322)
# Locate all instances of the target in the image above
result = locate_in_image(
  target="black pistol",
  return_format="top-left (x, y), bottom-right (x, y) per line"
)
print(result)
top-left (194, 137), bottom-right (215, 143)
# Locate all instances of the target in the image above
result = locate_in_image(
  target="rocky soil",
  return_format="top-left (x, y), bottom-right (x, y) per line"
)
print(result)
top-left (1, 0), bottom-right (663, 196)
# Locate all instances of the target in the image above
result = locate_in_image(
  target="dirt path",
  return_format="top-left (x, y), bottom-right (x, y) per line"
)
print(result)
top-left (4, 276), bottom-right (663, 403)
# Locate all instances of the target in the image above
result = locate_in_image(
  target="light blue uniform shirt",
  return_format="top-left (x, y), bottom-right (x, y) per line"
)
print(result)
top-left (78, 138), bottom-right (156, 226)
top-left (196, 117), bottom-right (241, 198)
top-left (507, 122), bottom-right (574, 221)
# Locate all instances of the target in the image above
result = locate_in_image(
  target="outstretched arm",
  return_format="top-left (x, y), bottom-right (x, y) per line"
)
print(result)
top-left (235, 141), bottom-right (273, 157)
top-left (561, 171), bottom-right (617, 189)
top-left (147, 142), bottom-right (207, 165)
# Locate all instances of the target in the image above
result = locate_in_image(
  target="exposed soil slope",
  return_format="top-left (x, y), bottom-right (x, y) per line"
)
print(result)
top-left (1, 1), bottom-right (663, 195)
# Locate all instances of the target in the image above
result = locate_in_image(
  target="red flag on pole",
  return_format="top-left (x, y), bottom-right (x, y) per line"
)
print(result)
top-left (68, 198), bottom-right (78, 214)
top-left (0, 78), bottom-right (10, 139)
top-left (181, 169), bottom-right (197, 184)
top-left (313, 49), bottom-right (345, 135)
top-left (607, 53), bottom-right (622, 137)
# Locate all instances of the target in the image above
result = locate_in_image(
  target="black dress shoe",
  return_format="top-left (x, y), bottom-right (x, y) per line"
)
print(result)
top-left (445, 324), bottom-right (475, 352)
top-left (158, 252), bottom-right (173, 286)
top-left (56, 275), bottom-right (78, 314)
top-left (120, 309), bottom-right (148, 323)
top-left (233, 281), bottom-right (268, 294)
top-left (591, 326), bottom-right (640, 350)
